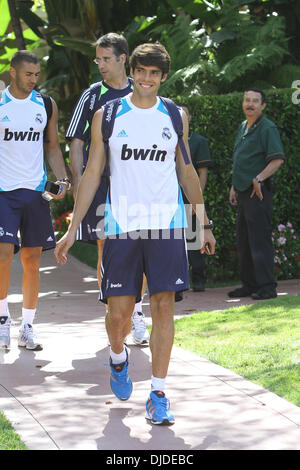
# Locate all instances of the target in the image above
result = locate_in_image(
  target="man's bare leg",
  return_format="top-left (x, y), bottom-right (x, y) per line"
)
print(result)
top-left (0, 243), bottom-right (14, 304)
top-left (145, 291), bottom-right (175, 424)
top-left (19, 246), bottom-right (43, 350)
top-left (149, 291), bottom-right (175, 379)
top-left (0, 243), bottom-right (14, 350)
top-left (106, 295), bottom-right (136, 353)
top-left (20, 247), bottom-right (42, 309)
top-left (106, 295), bottom-right (135, 401)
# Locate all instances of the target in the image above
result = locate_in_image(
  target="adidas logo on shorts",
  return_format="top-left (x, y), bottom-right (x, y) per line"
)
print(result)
top-left (175, 278), bottom-right (184, 285)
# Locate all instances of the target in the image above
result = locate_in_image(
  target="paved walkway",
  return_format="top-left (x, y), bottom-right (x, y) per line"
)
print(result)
top-left (0, 250), bottom-right (299, 450)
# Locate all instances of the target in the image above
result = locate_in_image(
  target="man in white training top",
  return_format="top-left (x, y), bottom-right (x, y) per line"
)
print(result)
top-left (0, 50), bottom-right (70, 351)
top-left (54, 42), bottom-right (215, 425)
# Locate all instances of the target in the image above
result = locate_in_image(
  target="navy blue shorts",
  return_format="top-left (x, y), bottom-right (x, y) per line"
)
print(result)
top-left (99, 228), bottom-right (189, 303)
top-left (0, 189), bottom-right (56, 254)
top-left (76, 174), bottom-right (107, 243)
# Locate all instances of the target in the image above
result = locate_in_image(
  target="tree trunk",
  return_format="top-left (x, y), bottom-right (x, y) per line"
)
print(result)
top-left (8, 0), bottom-right (26, 50)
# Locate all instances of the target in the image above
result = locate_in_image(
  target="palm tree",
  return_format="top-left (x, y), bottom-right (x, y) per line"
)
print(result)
top-left (7, 0), bottom-right (25, 50)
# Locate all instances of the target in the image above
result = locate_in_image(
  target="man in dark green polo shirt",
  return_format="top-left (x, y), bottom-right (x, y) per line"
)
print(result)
top-left (181, 104), bottom-right (212, 293)
top-left (228, 88), bottom-right (285, 300)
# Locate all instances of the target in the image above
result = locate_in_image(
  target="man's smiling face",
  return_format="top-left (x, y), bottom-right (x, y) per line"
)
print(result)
top-left (130, 63), bottom-right (167, 98)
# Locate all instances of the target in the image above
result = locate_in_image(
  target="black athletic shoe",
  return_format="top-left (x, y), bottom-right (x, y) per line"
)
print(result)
top-left (175, 291), bottom-right (183, 302)
top-left (227, 286), bottom-right (254, 298)
top-left (251, 290), bottom-right (277, 300)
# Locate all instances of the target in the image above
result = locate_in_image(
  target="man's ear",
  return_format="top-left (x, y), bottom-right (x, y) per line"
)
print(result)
top-left (119, 53), bottom-right (127, 65)
top-left (9, 66), bottom-right (16, 80)
top-left (161, 73), bottom-right (168, 83)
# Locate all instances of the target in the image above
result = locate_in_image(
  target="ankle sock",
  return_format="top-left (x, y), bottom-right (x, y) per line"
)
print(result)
top-left (22, 308), bottom-right (36, 327)
top-left (0, 298), bottom-right (9, 317)
top-left (110, 346), bottom-right (127, 364)
top-left (151, 376), bottom-right (166, 393)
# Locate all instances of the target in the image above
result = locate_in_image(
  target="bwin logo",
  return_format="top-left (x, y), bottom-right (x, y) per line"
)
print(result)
top-left (121, 144), bottom-right (167, 162)
top-left (4, 127), bottom-right (40, 141)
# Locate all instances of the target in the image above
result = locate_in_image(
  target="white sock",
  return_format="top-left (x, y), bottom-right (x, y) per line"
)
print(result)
top-left (0, 298), bottom-right (10, 317)
top-left (134, 301), bottom-right (142, 313)
top-left (22, 308), bottom-right (36, 326)
top-left (151, 376), bottom-right (166, 393)
top-left (110, 346), bottom-right (127, 364)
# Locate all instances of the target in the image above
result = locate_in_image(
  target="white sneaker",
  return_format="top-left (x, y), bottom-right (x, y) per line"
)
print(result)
top-left (18, 324), bottom-right (43, 351)
top-left (0, 316), bottom-right (11, 351)
top-left (132, 311), bottom-right (150, 345)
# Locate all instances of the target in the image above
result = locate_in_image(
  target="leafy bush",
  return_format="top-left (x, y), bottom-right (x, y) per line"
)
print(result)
top-left (273, 222), bottom-right (300, 280)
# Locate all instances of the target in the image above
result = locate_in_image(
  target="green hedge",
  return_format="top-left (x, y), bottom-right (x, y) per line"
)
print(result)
top-left (176, 89), bottom-right (300, 282)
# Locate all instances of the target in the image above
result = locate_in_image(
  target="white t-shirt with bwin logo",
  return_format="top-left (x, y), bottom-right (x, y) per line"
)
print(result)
top-left (105, 95), bottom-right (186, 235)
top-left (0, 88), bottom-right (47, 192)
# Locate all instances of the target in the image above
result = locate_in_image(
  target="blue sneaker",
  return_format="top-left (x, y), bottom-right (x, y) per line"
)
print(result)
top-left (109, 349), bottom-right (132, 401)
top-left (146, 391), bottom-right (175, 425)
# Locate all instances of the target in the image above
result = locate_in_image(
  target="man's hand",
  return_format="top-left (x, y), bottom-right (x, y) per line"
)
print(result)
top-left (48, 181), bottom-right (68, 200)
top-left (229, 185), bottom-right (237, 206)
top-left (250, 178), bottom-right (263, 200)
top-left (200, 229), bottom-right (216, 255)
top-left (54, 230), bottom-right (75, 265)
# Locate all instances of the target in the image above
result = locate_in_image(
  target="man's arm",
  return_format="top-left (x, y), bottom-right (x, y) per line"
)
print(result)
top-left (197, 167), bottom-right (208, 192)
top-left (251, 158), bottom-right (284, 200)
top-left (176, 112), bottom-right (215, 254)
top-left (69, 138), bottom-right (84, 200)
top-left (44, 98), bottom-right (69, 199)
top-left (54, 109), bottom-right (106, 264)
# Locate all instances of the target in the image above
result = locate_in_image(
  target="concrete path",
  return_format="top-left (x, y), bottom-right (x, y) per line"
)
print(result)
top-left (0, 250), bottom-right (299, 450)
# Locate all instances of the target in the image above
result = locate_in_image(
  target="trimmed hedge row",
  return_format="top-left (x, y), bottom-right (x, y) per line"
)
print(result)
top-left (176, 89), bottom-right (300, 281)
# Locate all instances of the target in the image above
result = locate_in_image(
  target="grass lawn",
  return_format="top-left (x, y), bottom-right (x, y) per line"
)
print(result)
top-left (174, 294), bottom-right (300, 407)
top-left (70, 241), bottom-right (98, 269)
top-left (0, 411), bottom-right (27, 450)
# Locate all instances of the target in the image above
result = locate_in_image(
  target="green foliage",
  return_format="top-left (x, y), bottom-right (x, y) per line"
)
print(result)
top-left (269, 64), bottom-right (300, 89)
top-left (49, 190), bottom-right (74, 222)
top-left (176, 88), bottom-right (300, 282)
top-left (272, 222), bottom-right (300, 280)
top-left (0, 411), bottom-right (27, 450)
top-left (124, 2), bottom-right (294, 97)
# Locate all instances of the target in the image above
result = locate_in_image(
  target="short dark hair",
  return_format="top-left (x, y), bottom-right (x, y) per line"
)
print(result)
top-left (129, 42), bottom-right (171, 75)
top-left (95, 33), bottom-right (129, 59)
top-left (244, 88), bottom-right (266, 104)
top-left (11, 50), bottom-right (39, 68)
